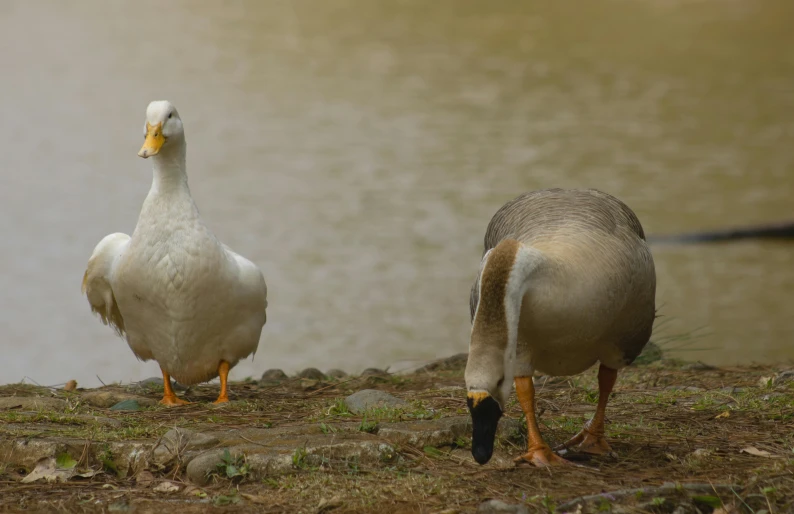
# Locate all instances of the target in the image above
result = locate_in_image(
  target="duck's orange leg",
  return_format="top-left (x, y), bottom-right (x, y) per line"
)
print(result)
top-left (556, 364), bottom-right (616, 455)
top-left (213, 361), bottom-right (230, 404)
top-left (159, 368), bottom-right (190, 406)
top-left (513, 376), bottom-right (570, 466)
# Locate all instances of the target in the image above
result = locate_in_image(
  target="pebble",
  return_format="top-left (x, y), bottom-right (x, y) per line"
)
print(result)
top-left (259, 369), bottom-right (288, 384)
top-left (690, 448), bottom-right (712, 459)
top-left (774, 370), bottom-right (794, 384)
top-left (326, 369), bottom-right (348, 379)
top-left (361, 368), bottom-right (388, 377)
top-left (152, 428), bottom-right (220, 467)
top-left (110, 399), bottom-right (141, 411)
top-left (344, 389), bottom-right (406, 414)
top-left (185, 449), bottom-right (229, 485)
top-left (477, 499), bottom-right (529, 514)
top-left (298, 367), bottom-right (326, 380)
top-left (82, 391), bottom-right (157, 408)
top-left (152, 481), bottom-right (180, 494)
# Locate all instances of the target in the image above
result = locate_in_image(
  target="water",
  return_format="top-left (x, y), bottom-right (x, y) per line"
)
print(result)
top-left (1, 0), bottom-right (792, 387)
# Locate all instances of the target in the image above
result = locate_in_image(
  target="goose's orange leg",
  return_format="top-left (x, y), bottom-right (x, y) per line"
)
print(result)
top-left (556, 364), bottom-right (616, 455)
top-left (159, 368), bottom-right (190, 406)
top-left (213, 361), bottom-right (230, 404)
top-left (513, 376), bottom-right (570, 466)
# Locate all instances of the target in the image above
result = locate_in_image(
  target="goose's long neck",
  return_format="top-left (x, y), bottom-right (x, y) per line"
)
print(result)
top-left (151, 142), bottom-right (189, 195)
top-left (470, 239), bottom-right (544, 389)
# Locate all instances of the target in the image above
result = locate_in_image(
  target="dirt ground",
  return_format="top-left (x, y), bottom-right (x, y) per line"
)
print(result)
top-left (0, 356), bottom-right (792, 513)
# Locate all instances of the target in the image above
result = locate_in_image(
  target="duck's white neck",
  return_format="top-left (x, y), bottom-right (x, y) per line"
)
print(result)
top-left (500, 244), bottom-right (544, 375)
top-left (150, 141), bottom-right (188, 194)
top-left (468, 240), bottom-right (544, 400)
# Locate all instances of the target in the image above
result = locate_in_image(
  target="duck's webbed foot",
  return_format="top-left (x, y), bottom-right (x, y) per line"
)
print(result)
top-left (513, 376), bottom-right (573, 467)
top-left (160, 394), bottom-right (191, 406)
top-left (556, 421), bottom-right (612, 455)
top-left (555, 364), bottom-right (618, 456)
top-left (514, 443), bottom-right (572, 467)
top-left (159, 368), bottom-right (191, 407)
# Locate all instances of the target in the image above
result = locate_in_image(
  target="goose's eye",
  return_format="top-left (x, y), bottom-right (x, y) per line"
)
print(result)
top-left (496, 377), bottom-right (505, 389)
top-left (168, 113), bottom-right (173, 119)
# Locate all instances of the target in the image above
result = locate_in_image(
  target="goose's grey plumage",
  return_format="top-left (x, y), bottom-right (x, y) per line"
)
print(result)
top-left (464, 188), bottom-right (656, 467)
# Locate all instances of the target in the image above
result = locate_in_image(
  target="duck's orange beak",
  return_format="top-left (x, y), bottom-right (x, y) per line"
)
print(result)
top-left (138, 122), bottom-right (165, 158)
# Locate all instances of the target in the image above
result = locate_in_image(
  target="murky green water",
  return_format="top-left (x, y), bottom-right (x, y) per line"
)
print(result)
top-left (1, 0), bottom-right (792, 386)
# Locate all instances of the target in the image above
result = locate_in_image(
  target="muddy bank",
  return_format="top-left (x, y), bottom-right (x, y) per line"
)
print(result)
top-left (0, 356), bottom-right (792, 513)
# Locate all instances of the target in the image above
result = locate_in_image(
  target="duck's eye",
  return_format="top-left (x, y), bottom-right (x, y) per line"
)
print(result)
top-left (496, 377), bottom-right (505, 389)
top-left (168, 112), bottom-right (173, 119)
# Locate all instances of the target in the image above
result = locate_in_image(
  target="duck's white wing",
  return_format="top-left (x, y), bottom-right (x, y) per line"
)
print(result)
top-left (82, 232), bottom-right (131, 336)
top-left (221, 243), bottom-right (268, 324)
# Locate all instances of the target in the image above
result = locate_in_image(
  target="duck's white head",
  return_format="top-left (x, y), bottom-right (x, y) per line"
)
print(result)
top-left (138, 100), bottom-right (185, 159)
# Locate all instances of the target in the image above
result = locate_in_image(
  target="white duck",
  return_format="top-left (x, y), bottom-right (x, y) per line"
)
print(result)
top-left (82, 100), bottom-right (268, 406)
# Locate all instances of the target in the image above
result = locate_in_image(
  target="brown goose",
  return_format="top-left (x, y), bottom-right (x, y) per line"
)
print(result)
top-left (464, 188), bottom-right (656, 466)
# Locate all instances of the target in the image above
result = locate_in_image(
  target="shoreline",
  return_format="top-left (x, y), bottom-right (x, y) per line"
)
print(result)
top-left (1, 355), bottom-right (792, 513)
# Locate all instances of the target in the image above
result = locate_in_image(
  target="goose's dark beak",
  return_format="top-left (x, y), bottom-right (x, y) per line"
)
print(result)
top-left (467, 392), bottom-right (503, 465)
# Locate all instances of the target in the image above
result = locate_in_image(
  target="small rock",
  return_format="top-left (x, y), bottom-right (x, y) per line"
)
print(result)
top-left (691, 448), bottom-right (712, 459)
top-left (344, 389), bottom-right (406, 414)
top-left (317, 495), bottom-right (343, 512)
top-left (110, 399), bottom-right (141, 411)
top-left (185, 449), bottom-right (228, 485)
top-left (152, 428), bottom-right (220, 467)
top-left (63, 380), bottom-right (78, 392)
top-left (135, 470), bottom-right (155, 487)
top-left (379, 417), bottom-right (469, 448)
top-left (774, 370), bottom-right (794, 384)
top-left (82, 391), bottom-right (157, 408)
top-left (153, 481), bottom-right (180, 493)
top-left (477, 499), bottom-right (529, 514)
top-left (299, 368), bottom-right (327, 380)
top-left (260, 369), bottom-right (288, 384)
top-left (326, 369), bottom-right (348, 379)
top-left (757, 376), bottom-right (774, 388)
top-left (300, 379), bottom-right (322, 391)
top-left (361, 368), bottom-right (388, 377)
